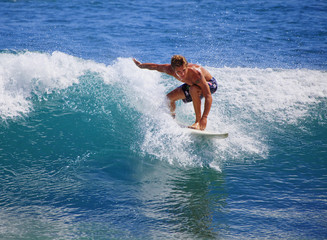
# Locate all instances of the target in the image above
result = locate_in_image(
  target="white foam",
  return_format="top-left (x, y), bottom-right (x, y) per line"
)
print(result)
top-left (105, 58), bottom-right (167, 115)
top-left (211, 67), bottom-right (327, 124)
top-left (1, 52), bottom-right (326, 168)
top-left (0, 51), bottom-right (87, 120)
top-left (121, 62), bottom-right (327, 167)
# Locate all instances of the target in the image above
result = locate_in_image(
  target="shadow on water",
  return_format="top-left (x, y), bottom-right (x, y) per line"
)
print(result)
top-left (169, 167), bottom-right (229, 239)
top-left (133, 162), bottom-right (229, 239)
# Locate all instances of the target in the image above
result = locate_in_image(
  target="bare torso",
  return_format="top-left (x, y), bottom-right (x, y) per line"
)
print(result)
top-left (170, 64), bottom-right (213, 85)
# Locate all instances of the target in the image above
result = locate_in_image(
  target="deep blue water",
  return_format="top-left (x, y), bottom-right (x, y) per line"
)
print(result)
top-left (1, 0), bottom-right (327, 239)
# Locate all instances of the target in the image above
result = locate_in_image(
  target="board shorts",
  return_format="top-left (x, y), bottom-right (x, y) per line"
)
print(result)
top-left (179, 77), bottom-right (217, 103)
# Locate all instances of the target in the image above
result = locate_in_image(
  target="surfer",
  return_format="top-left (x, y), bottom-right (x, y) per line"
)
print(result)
top-left (133, 55), bottom-right (217, 130)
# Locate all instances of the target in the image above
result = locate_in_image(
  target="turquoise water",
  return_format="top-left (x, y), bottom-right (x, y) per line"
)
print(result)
top-left (1, 0), bottom-right (327, 239)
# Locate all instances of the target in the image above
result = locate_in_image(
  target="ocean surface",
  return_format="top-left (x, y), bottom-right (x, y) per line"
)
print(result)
top-left (1, 0), bottom-right (327, 239)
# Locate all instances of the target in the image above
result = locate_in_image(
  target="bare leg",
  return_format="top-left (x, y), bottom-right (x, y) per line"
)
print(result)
top-left (166, 87), bottom-right (185, 118)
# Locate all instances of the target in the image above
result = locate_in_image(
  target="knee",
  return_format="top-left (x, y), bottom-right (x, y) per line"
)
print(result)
top-left (165, 95), bottom-right (174, 106)
top-left (166, 94), bottom-right (173, 103)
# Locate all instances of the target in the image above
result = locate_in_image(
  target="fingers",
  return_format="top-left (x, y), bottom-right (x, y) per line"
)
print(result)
top-left (133, 58), bottom-right (141, 66)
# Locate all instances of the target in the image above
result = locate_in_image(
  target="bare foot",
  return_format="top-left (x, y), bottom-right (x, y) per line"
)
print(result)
top-left (188, 122), bottom-right (200, 130)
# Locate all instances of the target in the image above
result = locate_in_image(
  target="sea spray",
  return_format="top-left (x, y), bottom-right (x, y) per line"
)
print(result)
top-left (1, 51), bottom-right (326, 169)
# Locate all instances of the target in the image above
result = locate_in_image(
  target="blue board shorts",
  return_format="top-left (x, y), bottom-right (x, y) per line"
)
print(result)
top-left (179, 77), bottom-right (217, 103)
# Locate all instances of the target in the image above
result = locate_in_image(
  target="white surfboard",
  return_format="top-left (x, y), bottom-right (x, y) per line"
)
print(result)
top-left (177, 121), bottom-right (228, 139)
top-left (184, 128), bottom-right (228, 139)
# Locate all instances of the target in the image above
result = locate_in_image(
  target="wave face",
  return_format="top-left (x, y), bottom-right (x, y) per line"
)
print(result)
top-left (1, 51), bottom-right (327, 239)
top-left (1, 51), bottom-right (326, 166)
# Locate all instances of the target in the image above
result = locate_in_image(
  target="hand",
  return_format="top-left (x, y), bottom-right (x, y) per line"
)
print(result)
top-left (199, 117), bottom-right (207, 130)
top-left (133, 58), bottom-right (142, 68)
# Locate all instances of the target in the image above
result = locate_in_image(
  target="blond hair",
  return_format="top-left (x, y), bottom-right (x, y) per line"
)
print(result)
top-left (171, 55), bottom-right (188, 69)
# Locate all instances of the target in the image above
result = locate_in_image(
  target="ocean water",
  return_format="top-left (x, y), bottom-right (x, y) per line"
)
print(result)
top-left (1, 0), bottom-right (327, 239)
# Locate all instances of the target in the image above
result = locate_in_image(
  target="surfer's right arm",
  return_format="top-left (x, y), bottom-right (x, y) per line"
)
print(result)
top-left (133, 58), bottom-right (173, 75)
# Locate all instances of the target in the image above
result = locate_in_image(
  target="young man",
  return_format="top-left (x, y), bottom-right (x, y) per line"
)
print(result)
top-left (133, 55), bottom-right (217, 130)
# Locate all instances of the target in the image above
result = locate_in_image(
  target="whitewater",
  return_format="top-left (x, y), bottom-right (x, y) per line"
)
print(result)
top-left (1, 51), bottom-right (326, 169)
top-left (1, 0), bottom-right (327, 237)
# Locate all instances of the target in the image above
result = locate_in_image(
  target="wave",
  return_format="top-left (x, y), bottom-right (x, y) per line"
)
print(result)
top-left (1, 51), bottom-right (326, 169)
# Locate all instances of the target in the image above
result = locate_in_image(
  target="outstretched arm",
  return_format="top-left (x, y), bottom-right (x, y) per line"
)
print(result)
top-left (133, 58), bottom-right (174, 75)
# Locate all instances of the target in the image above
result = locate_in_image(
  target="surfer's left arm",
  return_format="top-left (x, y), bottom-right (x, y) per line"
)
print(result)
top-left (197, 74), bottom-right (212, 130)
